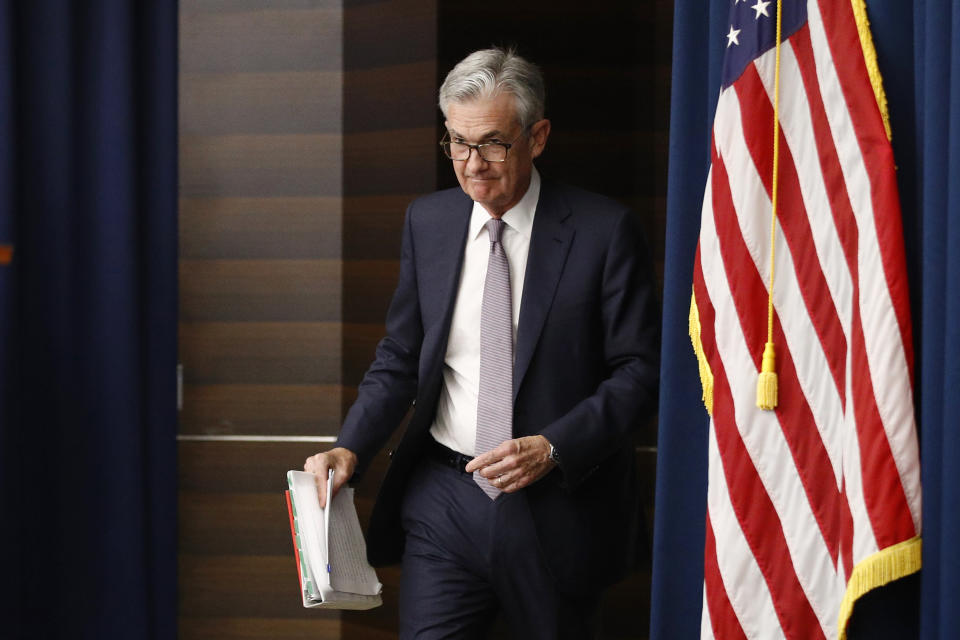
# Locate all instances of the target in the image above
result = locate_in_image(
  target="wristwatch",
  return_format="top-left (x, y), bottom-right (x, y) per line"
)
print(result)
top-left (548, 442), bottom-right (561, 466)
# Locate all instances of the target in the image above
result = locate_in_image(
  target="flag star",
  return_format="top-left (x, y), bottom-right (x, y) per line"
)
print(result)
top-left (726, 25), bottom-right (741, 47)
top-left (752, 0), bottom-right (771, 18)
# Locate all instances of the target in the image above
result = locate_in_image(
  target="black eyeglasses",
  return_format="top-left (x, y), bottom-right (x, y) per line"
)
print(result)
top-left (439, 130), bottom-right (527, 163)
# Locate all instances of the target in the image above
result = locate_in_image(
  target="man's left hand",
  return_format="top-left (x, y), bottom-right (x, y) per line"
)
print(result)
top-left (465, 435), bottom-right (556, 493)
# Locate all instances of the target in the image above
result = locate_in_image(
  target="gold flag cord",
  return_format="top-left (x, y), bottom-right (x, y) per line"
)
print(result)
top-left (756, 0), bottom-right (783, 410)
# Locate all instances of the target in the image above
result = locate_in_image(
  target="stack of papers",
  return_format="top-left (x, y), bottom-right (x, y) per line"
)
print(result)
top-left (285, 470), bottom-right (383, 610)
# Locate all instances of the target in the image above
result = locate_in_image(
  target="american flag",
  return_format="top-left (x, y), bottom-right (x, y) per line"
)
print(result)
top-left (689, 1), bottom-right (922, 638)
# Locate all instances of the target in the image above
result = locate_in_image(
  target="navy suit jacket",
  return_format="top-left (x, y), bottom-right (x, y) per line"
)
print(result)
top-left (336, 178), bottom-right (660, 592)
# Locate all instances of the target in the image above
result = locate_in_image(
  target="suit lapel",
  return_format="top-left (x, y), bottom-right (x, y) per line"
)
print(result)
top-left (418, 192), bottom-right (472, 376)
top-left (513, 182), bottom-right (573, 400)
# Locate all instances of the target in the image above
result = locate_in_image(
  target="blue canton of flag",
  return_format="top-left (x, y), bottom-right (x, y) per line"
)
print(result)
top-left (722, 0), bottom-right (808, 88)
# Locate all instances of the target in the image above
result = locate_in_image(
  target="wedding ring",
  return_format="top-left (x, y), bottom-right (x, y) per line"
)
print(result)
top-left (496, 475), bottom-right (503, 487)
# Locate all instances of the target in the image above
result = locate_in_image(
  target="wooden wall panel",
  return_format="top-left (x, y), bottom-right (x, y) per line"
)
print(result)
top-left (178, 441), bottom-right (343, 638)
top-left (180, 384), bottom-right (343, 436)
top-left (180, 133), bottom-right (341, 198)
top-left (180, 8), bottom-right (342, 73)
top-left (180, 259), bottom-right (341, 322)
top-left (179, 0), bottom-right (347, 635)
top-left (343, 62), bottom-right (438, 133)
top-left (340, 195), bottom-right (407, 260)
top-left (180, 197), bottom-right (342, 260)
top-left (180, 618), bottom-right (341, 640)
top-left (180, 322), bottom-right (339, 384)
top-left (338, 1), bottom-right (438, 637)
top-left (182, 71), bottom-right (342, 136)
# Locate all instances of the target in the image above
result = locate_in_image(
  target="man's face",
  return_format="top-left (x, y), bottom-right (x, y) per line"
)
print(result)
top-left (444, 93), bottom-right (550, 217)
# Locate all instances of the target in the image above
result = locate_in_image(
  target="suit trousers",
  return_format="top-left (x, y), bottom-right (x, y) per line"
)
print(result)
top-left (398, 457), bottom-right (600, 639)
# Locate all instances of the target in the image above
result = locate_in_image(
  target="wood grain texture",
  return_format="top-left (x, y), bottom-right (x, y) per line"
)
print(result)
top-left (180, 7), bottom-right (342, 73)
top-left (180, 617), bottom-right (341, 640)
top-left (179, 321), bottom-right (340, 385)
top-left (341, 322), bottom-right (387, 386)
top-left (179, 197), bottom-right (342, 260)
top-left (343, 61), bottom-right (437, 133)
top-left (181, 70), bottom-right (342, 135)
top-left (342, 0), bottom-right (437, 69)
top-left (180, 259), bottom-right (341, 322)
top-left (342, 128), bottom-right (436, 196)
top-left (179, 441), bottom-right (328, 492)
top-left (179, 383), bottom-right (344, 436)
top-left (180, 554), bottom-right (326, 618)
top-left (180, 491), bottom-right (293, 556)
top-left (180, 133), bottom-right (341, 198)
top-left (179, 0), bottom-right (351, 634)
top-left (341, 195), bottom-right (408, 260)
top-left (340, 260), bottom-right (400, 325)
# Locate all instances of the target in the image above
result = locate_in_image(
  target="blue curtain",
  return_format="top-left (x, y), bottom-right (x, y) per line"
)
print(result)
top-left (648, 2), bottom-right (724, 638)
top-left (910, 1), bottom-right (960, 637)
top-left (651, 0), bottom-right (960, 638)
top-left (0, 2), bottom-right (178, 638)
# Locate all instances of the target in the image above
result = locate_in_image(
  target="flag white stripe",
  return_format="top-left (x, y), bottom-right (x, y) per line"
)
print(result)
top-left (700, 175), bottom-right (839, 637)
top-left (807, 0), bottom-right (922, 536)
top-left (701, 582), bottom-right (716, 640)
top-left (714, 87), bottom-right (845, 486)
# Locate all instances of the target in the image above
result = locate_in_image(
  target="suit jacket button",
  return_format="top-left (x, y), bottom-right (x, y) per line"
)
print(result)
top-left (388, 448), bottom-right (395, 458)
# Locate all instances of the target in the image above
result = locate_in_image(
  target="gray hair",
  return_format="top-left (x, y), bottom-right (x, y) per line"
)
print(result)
top-left (438, 47), bottom-right (546, 131)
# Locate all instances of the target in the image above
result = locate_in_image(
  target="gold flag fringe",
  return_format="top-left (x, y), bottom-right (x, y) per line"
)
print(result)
top-left (838, 536), bottom-right (922, 639)
top-left (689, 289), bottom-right (714, 416)
top-left (851, 0), bottom-right (893, 140)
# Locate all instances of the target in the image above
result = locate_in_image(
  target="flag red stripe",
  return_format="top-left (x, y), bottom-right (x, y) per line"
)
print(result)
top-left (840, 481), bottom-right (855, 580)
top-left (694, 246), bottom-right (718, 374)
top-left (814, 0), bottom-right (915, 378)
top-left (850, 306), bottom-right (918, 546)
top-left (704, 514), bottom-right (749, 640)
top-left (733, 64), bottom-right (847, 402)
top-left (712, 140), bottom-right (843, 565)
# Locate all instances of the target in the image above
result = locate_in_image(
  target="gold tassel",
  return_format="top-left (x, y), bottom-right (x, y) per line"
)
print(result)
top-left (756, 342), bottom-right (778, 410)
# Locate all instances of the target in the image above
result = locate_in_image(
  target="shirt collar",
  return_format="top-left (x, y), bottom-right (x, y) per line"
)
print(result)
top-left (469, 166), bottom-right (540, 240)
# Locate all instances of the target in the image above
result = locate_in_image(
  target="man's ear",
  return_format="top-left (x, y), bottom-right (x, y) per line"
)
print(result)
top-left (529, 119), bottom-right (551, 159)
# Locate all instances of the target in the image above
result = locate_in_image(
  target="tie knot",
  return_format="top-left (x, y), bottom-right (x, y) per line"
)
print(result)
top-left (485, 218), bottom-right (505, 244)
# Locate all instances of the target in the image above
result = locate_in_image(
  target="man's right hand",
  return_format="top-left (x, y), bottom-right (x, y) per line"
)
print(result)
top-left (304, 447), bottom-right (358, 508)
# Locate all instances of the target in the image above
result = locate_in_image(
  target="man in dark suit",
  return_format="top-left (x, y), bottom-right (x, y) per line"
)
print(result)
top-left (305, 47), bottom-right (659, 638)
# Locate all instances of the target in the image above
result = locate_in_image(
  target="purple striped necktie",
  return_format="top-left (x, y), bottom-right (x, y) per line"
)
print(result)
top-left (474, 218), bottom-right (513, 499)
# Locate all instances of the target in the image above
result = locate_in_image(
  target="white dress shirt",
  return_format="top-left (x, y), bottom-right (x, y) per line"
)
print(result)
top-left (429, 168), bottom-right (541, 455)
